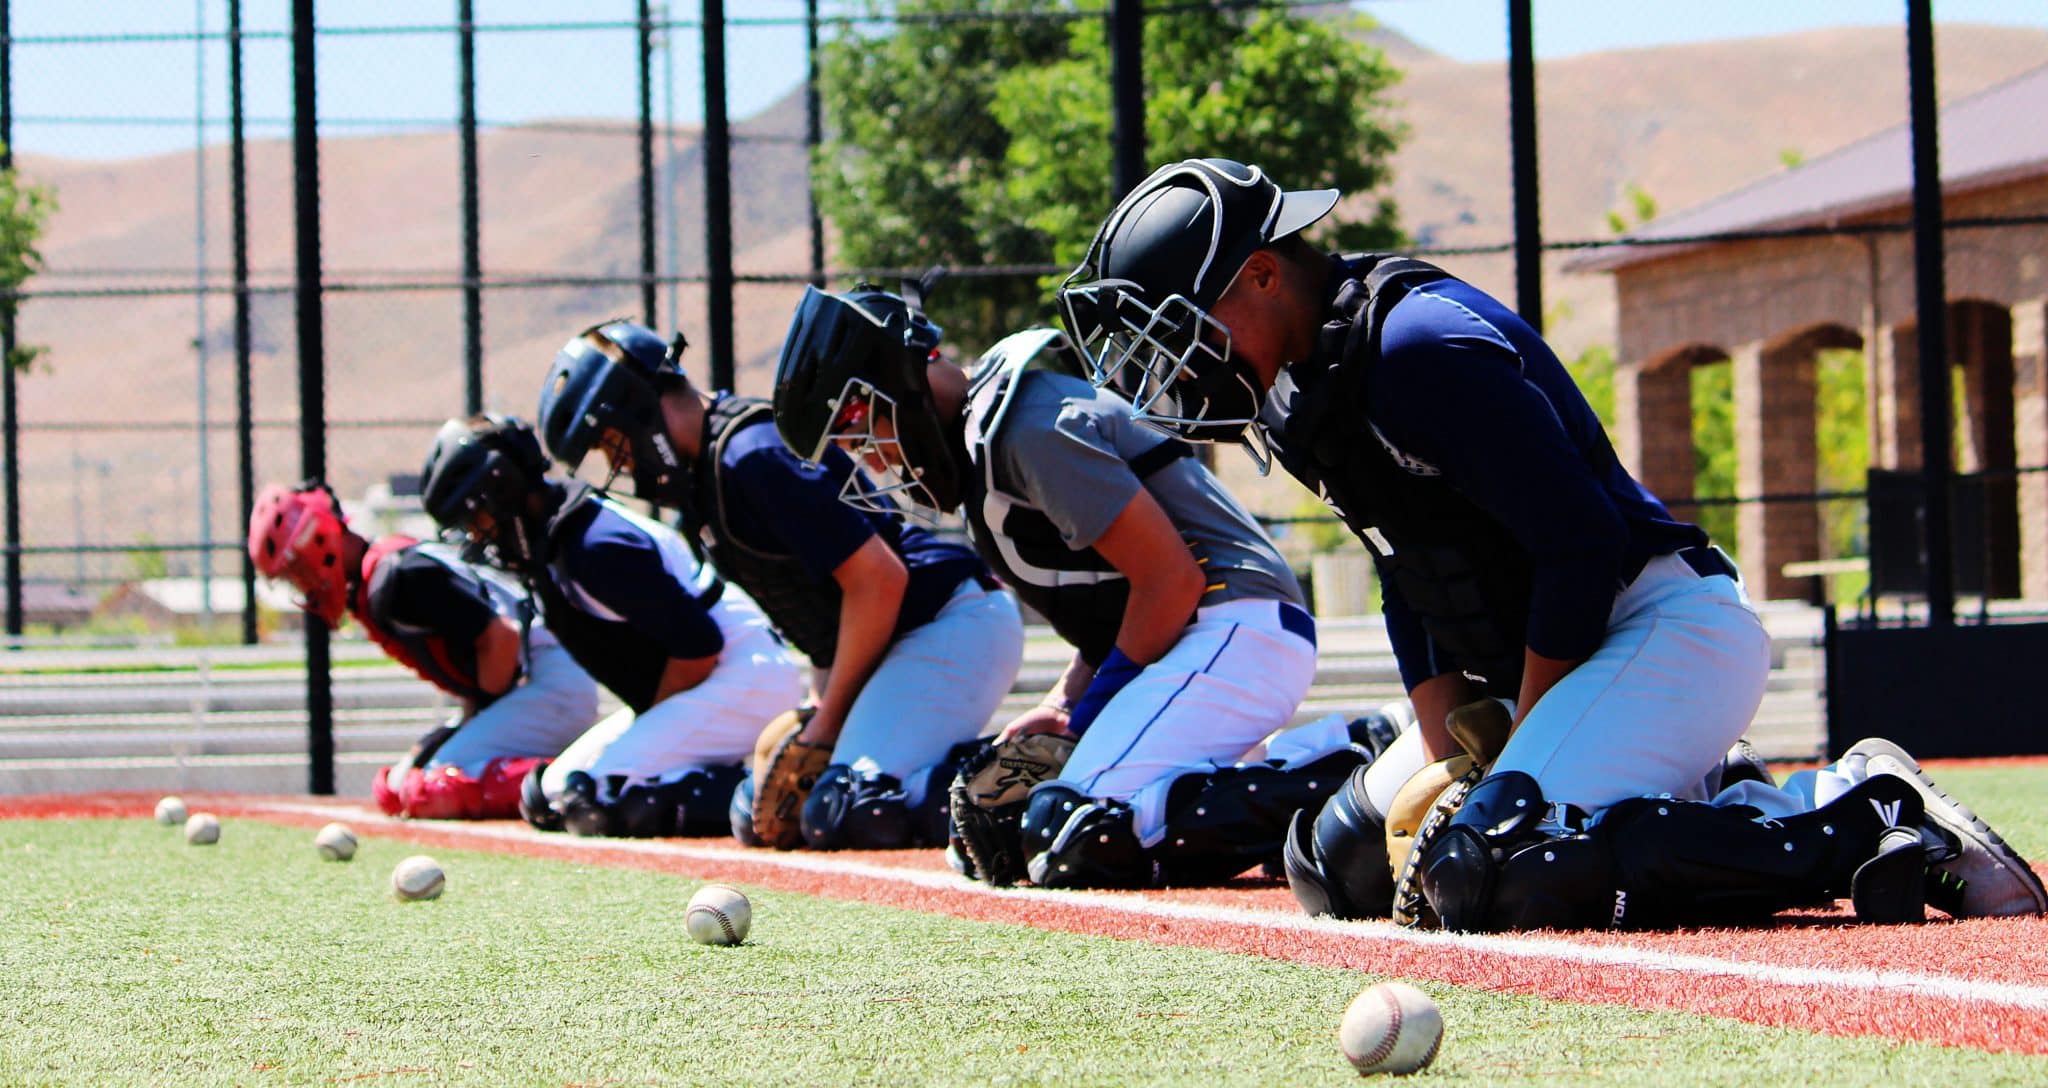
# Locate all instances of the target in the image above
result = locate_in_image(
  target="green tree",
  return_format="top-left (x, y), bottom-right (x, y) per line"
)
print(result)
top-left (1815, 347), bottom-right (1869, 559)
top-left (1690, 362), bottom-right (1738, 557)
top-left (1564, 343), bottom-right (1616, 429)
top-left (0, 150), bottom-right (54, 372)
top-left (816, 2), bottom-right (1405, 350)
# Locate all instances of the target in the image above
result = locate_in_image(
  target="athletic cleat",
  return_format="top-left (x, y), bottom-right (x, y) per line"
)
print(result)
top-left (1843, 738), bottom-right (2048, 918)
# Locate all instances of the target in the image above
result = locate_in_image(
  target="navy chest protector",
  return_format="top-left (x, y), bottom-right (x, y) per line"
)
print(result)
top-left (961, 329), bottom-right (1190, 667)
top-left (531, 486), bottom-right (721, 715)
top-left (1260, 256), bottom-right (1531, 694)
top-left (684, 396), bottom-right (844, 667)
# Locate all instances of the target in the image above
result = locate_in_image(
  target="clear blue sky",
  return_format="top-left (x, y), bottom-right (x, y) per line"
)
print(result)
top-left (14, 1), bottom-right (2048, 161)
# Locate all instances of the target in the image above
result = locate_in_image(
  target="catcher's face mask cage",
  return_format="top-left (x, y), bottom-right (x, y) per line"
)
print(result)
top-left (808, 375), bottom-right (944, 529)
top-left (1058, 274), bottom-right (1271, 471)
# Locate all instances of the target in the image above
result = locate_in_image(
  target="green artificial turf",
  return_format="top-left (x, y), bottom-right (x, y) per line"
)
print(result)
top-left (3, 808), bottom-right (2045, 1087)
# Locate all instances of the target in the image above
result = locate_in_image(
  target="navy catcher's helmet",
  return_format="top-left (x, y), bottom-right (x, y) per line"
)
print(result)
top-left (772, 283), bottom-right (960, 521)
top-left (1058, 158), bottom-right (1337, 468)
top-left (536, 319), bottom-right (693, 505)
top-left (420, 414), bottom-right (552, 573)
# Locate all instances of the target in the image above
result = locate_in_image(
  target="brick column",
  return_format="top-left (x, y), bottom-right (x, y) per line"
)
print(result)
top-left (2013, 298), bottom-right (2048, 600)
top-left (1872, 320), bottom-right (1924, 471)
top-left (1733, 338), bottom-right (1819, 600)
top-left (1613, 354), bottom-right (1696, 508)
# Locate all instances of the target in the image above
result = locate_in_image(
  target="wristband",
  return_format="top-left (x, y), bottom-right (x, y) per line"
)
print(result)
top-left (1064, 647), bottom-right (1144, 737)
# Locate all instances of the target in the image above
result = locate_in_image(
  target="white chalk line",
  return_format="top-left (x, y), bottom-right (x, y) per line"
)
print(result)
top-left (251, 798), bottom-right (2048, 1015)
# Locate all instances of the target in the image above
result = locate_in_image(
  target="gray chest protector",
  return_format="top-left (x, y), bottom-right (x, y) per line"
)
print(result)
top-left (961, 329), bottom-right (1190, 667)
top-left (685, 396), bottom-right (844, 667)
top-left (1260, 256), bottom-right (1531, 694)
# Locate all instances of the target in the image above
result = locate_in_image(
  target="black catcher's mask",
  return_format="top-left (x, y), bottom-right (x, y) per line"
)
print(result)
top-left (419, 414), bottom-right (554, 574)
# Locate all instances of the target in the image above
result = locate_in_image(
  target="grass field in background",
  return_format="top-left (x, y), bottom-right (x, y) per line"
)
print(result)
top-left (5, 772), bottom-right (2047, 1087)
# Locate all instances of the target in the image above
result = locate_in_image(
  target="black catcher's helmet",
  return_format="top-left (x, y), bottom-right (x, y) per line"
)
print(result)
top-left (535, 319), bottom-right (693, 506)
top-left (1058, 158), bottom-right (1338, 469)
top-left (419, 414), bottom-right (553, 573)
top-left (772, 282), bottom-right (962, 521)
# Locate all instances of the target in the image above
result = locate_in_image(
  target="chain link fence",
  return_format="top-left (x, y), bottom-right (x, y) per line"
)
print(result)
top-left (4, 1), bottom-right (2046, 792)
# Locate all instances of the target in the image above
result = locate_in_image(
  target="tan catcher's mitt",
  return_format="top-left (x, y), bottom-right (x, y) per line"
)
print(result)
top-left (949, 732), bottom-right (1077, 886)
top-left (1386, 699), bottom-right (1514, 927)
top-left (751, 706), bottom-right (828, 850)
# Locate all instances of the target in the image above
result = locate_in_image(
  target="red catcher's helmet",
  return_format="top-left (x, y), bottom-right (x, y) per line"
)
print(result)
top-left (248, 482), bottom-right (353, 627)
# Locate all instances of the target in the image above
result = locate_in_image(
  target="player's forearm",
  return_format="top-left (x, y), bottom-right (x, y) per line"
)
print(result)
top-left (472, 617), bottom-right (523, 696)
top-left (1040, 652), bottom-right (1096, 713)
top-left (1408, 671), bottom-right (1478, 763)
top-left (1512, 647), bottom-right (1581, 728)
top-left (812, 578), bottom-right (904, 738)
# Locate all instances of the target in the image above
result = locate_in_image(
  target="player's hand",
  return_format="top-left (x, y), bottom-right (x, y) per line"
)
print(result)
top-left (796, 705), bottom-right (846, 748)
top-left (995, 705), bottom-right (1073, 746)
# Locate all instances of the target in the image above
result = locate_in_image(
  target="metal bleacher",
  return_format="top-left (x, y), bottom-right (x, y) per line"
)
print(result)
top-left (0, 606), bottom-right (1832, 798)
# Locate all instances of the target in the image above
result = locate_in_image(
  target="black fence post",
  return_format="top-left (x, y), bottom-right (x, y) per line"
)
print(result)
top-left (1109, 0), bottom-right (1145, 201)
top-left (1905, 0), bottom-right (1953, 628)
top-left (1507, 0), bottom-right (1542, 332)
top-left (293, 0), bottom-right (333, 795)
top-left (637, 0), bottom-right (658, 328)
top-left (458, 0), bottom-right (481, 416)
top-left (230, 0), bottom-right (257, 645)
top-left (804, 0), bottom-right (824, 289)
top-left (702, 0), bottom-right (733, 392)
top-left (1, 0), bottom-right (19, 641)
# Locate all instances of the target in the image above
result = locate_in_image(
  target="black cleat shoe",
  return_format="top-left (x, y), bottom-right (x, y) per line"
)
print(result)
top-left (1844, 738), bottom-right (2048, 918)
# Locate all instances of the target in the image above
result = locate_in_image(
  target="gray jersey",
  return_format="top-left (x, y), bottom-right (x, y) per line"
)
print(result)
top-left (969, 330), bottom-right (1303, 611)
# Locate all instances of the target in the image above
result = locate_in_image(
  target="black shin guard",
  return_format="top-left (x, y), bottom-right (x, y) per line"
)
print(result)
top-left (1157, 750), bottom-right (1363, 886)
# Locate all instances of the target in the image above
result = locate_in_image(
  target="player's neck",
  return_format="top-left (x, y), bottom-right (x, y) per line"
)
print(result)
top-left (662, 388), bottom-right (709, 460)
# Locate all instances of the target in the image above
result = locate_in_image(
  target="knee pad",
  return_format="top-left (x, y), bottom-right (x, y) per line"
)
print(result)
top-left (614, 765), bottom-right (748, 838)
top-left (477, 756), bottom-right (546, 819)
top-left (802, 767), bottom-right (912, 851)
top-left (519, 762), bottom-right (562, 832)
top-left (1022, 785), bottom-right (1153, 889)
top-left (1416, 770), bottom-right (1553, 932)
top-left (1157, 751), bottom-right (1362, 886)
top-left (401, 765), bottom-right (485, 821)
top-left (372, 764), bottom-right (406, 817)
top-left (557, 770), bottom-right (614, 838)
top-left (729, 776), bottom-right (764, 846)
top-left (1284, 761), bottom-right (1394, 919)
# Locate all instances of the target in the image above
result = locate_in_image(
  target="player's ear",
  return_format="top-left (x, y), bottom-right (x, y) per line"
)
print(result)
top-left (1238, 250), bottom-right (1284, 297)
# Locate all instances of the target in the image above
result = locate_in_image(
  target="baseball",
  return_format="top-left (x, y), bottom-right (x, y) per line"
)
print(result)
top-left (685, 883), bottom-right (752, 946)
top-left (313, 822), bottom-right (357, 861)
top-left (154, 796), bottom-right (188, 826)
top-left (1339, 981), bottom-right (1443, 1076)
top-left (390, 855), bottom-right (446, 901)
top-left (183, 812), bottom-right (220, 846)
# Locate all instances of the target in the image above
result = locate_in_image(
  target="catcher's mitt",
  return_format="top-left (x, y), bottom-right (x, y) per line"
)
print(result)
top-left (1385, 700), bottom-right (1514, 928)
top-left (948, 732), bottom-right (1076, 886)
top-left (750, 707), bottom-right (827, 850)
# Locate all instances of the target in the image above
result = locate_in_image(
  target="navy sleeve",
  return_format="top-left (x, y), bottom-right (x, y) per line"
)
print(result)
top-left (378, 551), bottom-right (497, 647)
top-left (563, 523), bottom-right (725, 660)
top-left (1374, 556), bottom-right (1454, 692)
top-left (725, 441), bottom-right (878, 580)
top-left (1371, 288), bottom-right (1627, 662)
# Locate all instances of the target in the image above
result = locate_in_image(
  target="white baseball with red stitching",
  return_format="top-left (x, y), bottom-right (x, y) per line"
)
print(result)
top-left (1339, 981), bottom-right (1443, 1075)
top-left (686, 884), bottom-right (753, 947)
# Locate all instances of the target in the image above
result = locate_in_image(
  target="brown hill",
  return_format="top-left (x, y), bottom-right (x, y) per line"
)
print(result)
top-left (12, 23), bottom-right (2048, 578)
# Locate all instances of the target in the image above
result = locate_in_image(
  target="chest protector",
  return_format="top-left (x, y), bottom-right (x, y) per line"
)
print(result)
top-left (1260, 256), bottom-right (1532, 694)
top-left (531, 486), bottom-right (712, 715)
top-left (962, 329), bottom-right (1191, 667)
top-left (354, 537), bottom-right (529, 706)
top-left (685, 396), bottom-right (843, 667)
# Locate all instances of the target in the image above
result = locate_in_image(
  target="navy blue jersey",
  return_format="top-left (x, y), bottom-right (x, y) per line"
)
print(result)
top-left (1363, 273), bottom-right (1704, 672)
top-left (715, 418), bottom-right (983, 636)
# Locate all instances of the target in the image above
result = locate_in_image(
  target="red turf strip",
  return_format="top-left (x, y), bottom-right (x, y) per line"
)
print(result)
top-left (7, 791), bottom-right (2047, 1056)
